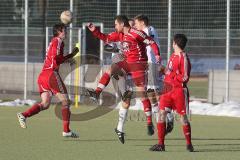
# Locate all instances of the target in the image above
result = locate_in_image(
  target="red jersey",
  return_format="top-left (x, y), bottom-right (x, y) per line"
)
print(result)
top-left (92, 28), bottom-right (160, 63)
top-left (164, 52), bottom-right (191, 88)
top-left (42, 37), bottom-right (66, 72)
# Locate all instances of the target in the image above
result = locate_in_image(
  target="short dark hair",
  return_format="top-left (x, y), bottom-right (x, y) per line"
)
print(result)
top-left (115, 15), bottom-right (130, 27)
top-left (173, 34), bottom-right (188, 50)
top-left (134, 14), bottom-right (149, 26)
top-left (53, 23), bottom-right (66, 37)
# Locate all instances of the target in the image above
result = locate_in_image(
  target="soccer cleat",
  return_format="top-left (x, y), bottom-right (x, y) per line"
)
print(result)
top-left (165, 121), bottom-right (174, 135)
top-left (62, 131), bottom-right (79, 138)
top-left (147, 123), bottom-right (155, 136)
top-left (114, 128), bottom-right (125, 144)
top-left (186, 144), bottom-right (194, 152)
top-left (87, 89), bottom-right (99, 103)
top-left (17, 113), bottom-right (27, 128)
top-left (149, 144), bottom-right (165, 151)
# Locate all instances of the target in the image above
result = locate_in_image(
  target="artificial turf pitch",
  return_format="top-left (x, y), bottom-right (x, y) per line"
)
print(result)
top-left (0, 105), bottom-right (240, 160)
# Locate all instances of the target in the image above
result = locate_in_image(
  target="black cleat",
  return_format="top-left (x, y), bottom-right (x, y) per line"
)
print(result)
top-left (186, 144), bottom-right (194, 152)
top-left (149, 144), bottom-right (165, 151)
top-left (115, 128), bottom-right (125, 144)
top-left (147, 123), bottom-right (155, 136)
top-left (165, 121), bottom-right (174, 135)
top-left (87, 89), bottom-right (99, 103)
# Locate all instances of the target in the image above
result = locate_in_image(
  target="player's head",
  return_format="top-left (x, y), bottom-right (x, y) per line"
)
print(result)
top-left (114, 15), bottom-right (130, 32)
top-left (173, 34), bottom-right (188, 51)
top-left (128, 19), bottom-right (135, 27)
top-left (134, 14), bottom-right (149, 30)
top-left (53, 23), bottom-right (67, 39)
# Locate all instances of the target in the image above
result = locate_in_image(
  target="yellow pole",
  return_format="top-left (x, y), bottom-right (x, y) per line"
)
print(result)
top-left (74, 43), bottom-right (80, 108)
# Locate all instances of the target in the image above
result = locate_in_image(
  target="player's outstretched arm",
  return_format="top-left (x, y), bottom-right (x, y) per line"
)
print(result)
top-left (87, 22), bottom-right (120, 43)
top-left (63, 47), bottom-right (79, 60)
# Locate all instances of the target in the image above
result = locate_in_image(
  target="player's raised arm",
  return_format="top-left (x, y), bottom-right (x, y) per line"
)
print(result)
top-left (87, 23), bottom-right (120, 43)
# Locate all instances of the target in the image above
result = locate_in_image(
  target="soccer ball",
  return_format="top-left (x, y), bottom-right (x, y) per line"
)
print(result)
top-left (60, 10), bottom-right (72, 25)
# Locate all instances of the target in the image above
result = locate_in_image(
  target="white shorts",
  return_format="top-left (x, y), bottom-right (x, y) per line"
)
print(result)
top-left (147, 63), bottom-right (163, 90)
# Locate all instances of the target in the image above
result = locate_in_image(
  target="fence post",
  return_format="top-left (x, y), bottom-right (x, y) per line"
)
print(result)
top-left (225, 0), bottom-right (230, 102)
top-left (24, 0), bottom-right (28, 100)
top-left (117, 0), bottom-right (121, 15)
top-left (167, 0), bottom-right (172, 61)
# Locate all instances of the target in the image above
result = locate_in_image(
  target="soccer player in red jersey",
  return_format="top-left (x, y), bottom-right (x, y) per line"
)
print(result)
top-left (17, 23), bottom-right (79, 138)
top-left (150, 34), bottom-right (194, 152)
top-left (87, 15), bottom-right (161, 136)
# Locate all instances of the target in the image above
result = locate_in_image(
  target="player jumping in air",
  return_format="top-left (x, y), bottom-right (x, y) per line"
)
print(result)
top-left (17, 23), bottom-right (79, 138)
top-left (134, 14), bottom-right (175, 135)
top-left (87, 15), bottom-right (161, 137)
top-left (149, 34), bottom-right (194, 152)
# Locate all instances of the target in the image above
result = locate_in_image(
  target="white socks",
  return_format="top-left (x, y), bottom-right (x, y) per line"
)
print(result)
top-left (117, 106), bottom-right (128, 132)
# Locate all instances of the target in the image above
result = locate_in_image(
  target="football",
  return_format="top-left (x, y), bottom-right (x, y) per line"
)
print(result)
top-left (60, 10), bottom-right (72, 25)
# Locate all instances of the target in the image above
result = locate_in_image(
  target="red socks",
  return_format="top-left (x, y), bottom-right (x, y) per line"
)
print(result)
top-left (157, 122), bottom-right (166, 145)
top-left (62, 106), bottom-right (71, 133)
top-left (96, 72), bottom-right (111, 95)
top-left (142, 99), bottom-right (152, 125)
top-left (183, 123), bottom-right (192, 145)
top-left (22, 103), bottom-right (43, 118)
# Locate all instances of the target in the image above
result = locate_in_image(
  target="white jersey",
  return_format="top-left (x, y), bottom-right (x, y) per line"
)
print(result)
top-left (143, 26), bottom-right (160, 63)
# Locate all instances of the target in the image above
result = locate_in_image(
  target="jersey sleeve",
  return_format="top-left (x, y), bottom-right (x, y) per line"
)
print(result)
top-left (52, 39), bottom-right (65, 66)
top-left (134, 29), bottom-right (161, 62)
top-left (149, 26), bottom-right (160, 48)
top-left (92, 28), bottom-right (120, 43)
top-left (175, 53), bottom-right (191, 84)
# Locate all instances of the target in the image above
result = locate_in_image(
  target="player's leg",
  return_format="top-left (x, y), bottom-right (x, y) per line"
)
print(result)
top-left (133, 71), bottom-right (154, 136)
top-left (55, 93), bottom-right (78, 138)
top-left (165, 109), bottom-right (174, 135)
top-left (17, 91), bottom-right (52, 128)
top-left (114, 76), bottom-right (132, 144)
top-left (149, 109), bottom-right (166, 151)
top-left (115, 98), bottom-right (130, 144)
top-left (180, 114), bottom-right (194, 152)
top-left (51, 71), bottom-right (78, 138)
top-left (147, 63), bottom-right (160, 122)
top-left (87, 63), bottom-right (121, 102)
top-left (175, 88), bottom-right (194, 152)
top-left (147, 88), bottom-right (159, 121)
top-left (87, 67), bottom-right (111, 102)
top-left (150, 92), bottom-right (172, 151)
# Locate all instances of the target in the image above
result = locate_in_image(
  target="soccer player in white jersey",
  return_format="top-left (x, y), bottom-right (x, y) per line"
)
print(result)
top-left (134, 14), bottom-right (174, 134)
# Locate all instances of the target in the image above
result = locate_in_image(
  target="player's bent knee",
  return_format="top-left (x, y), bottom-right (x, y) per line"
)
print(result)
top-left (180, 114), bottom-right (189, 125)
top-left (121, 101), bottom-right (130, 109)
top-left (122, 90), bottom-right (133, 102)
top-left (40, 102), bottom-right (50, 110)
top-left (61, 99), bottom-right (71, 107)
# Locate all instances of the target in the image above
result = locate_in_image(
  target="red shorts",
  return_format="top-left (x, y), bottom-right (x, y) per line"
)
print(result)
top-left (159, 87), bottom-right (189, 115)
top-left (116, 61), bottom-right (148, 87)
top-left (37, 70), bottom-right (67, 95)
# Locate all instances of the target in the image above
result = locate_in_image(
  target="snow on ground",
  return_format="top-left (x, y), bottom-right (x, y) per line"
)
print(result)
top-left (189, 101), bottom-right (240, 118)
top-left (116, 99), bottom-right (240, 118)
top-left (0, 98), bottom-right (240, 118)
top-left (0, 99), bottom-right (36, 107)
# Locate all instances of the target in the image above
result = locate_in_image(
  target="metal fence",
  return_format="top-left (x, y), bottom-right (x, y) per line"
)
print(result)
top-left (0, 0), bottom-right (239, 101)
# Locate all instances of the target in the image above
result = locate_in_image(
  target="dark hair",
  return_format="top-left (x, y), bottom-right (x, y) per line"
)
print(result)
top-left (53, 23), bottom-right (66, 37)
top-left (115, 15), bottom-right (130, 27)
top-left (134, 14), bottom-right (149, 26)
top-left (173, 34), bottom-right (188, 50)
